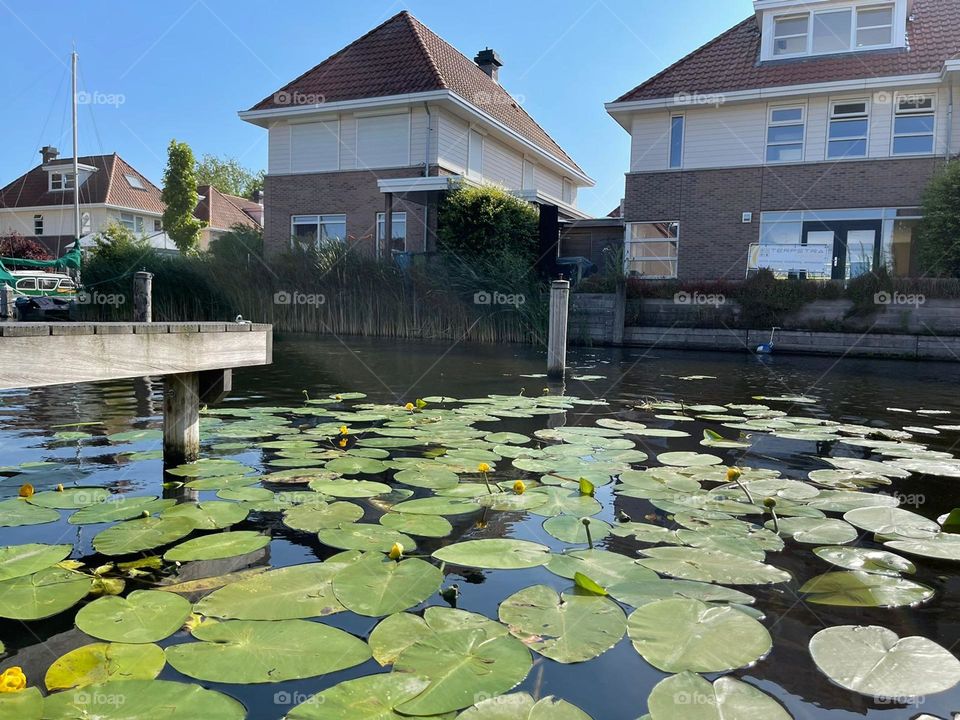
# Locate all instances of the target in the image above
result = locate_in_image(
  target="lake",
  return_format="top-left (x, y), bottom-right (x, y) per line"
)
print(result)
top-left (1, 336), bottom-right (959, 719)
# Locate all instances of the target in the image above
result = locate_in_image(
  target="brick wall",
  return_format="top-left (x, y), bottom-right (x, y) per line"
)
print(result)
top-left (623, 157), bottom-right (940, 280)
top-left (263, 167), bottom-right (433, 258)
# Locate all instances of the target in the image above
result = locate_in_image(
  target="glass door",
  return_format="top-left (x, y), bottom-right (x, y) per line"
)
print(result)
top-left (802, 220), bottom-right (882, 280)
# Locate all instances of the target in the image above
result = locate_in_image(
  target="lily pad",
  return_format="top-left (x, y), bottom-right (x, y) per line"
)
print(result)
top-left (459, 693), bottom-right (593, 719)
top-left (283, 502), bottom-right (364, 532)
top-left (317, 524), bottom-right (415, 553)
top-left (164, 531), bottom-right (270, 562)
top-left (76, 590), bottom-right (192, 642)
top-left (394, 467), bottom-right (460, 490)
top-left (637, 547), bottom-right (790, 585)
top-left (0, 687), bottom-right (42, 719)
top-left (843, 507), bottom-right (940, 538)
top-left (332, 552), bottom-right (441, 616)
top-left (547, 549), bottom-right (657, 586)
top-left (308, 478), bottom-right (391, 498)
top-left (767, 517), bottom-right (858, 545)
top-left (608, 578), bottom-right (755, 608)
top-left (44, 642), bottom-right (166, 691)
top-left (885, 533), bottom-right (960, 561)
top-left (41, 679), bottom-right (245, 719)
top-left (0, 498), bottom-right (59, 527)
top-left (527, 488), bottom-right (602, 518)
top-left (809, 625), bottom-right (960, 696)
top-left (392, 496), bottom-right (483, 516)
top-left (165, 618), bottom-right (371, 683)
top-left (627, 598), bottom-right (771, 672)
top-left (285, 674), bottom-right (433, 719)
top-left (0, 543), bottom-right (71, 581)
top-left (542, 516), bottom-right (612, 544)
top-left (162, 501), bottom-right (248, 529)
top-left (799, 571), bottom-right (934, 607)
top-left (813, 546), bottom-right (915, 576)
top-left (26, 487), bottom-right (111, 509)
top-left (380, 512), bottom-right (453, 538)
top-left (195, 561), bottom-right (345, 619)
top-left (498, 584), bottom-right (626, 663)
top-left (0, 566), bottom-right (92, 620)
top-left (369, 607), bottom-right (531, 716)
top-left (646, 672), bottom-right (792, 720)
top-left (93, 516), bottom-right (195, 555)
top-left (325, 456), bottom-right (388, 475)
top-left (657, 451), bottom-right (723, 467)
top-left (433, 539), bottom-right (550, 570)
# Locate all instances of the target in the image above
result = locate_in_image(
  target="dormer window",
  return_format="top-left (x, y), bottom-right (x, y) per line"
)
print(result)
top-left (49, 172), bottom-right (75, 191)
top-left (767, 2), bottom-right (899, 59)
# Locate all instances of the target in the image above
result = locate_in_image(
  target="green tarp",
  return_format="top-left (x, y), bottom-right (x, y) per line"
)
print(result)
top-left (0, 241), bottom-right (81, 286)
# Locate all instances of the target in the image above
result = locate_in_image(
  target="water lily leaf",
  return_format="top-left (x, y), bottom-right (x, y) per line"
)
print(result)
top-left (0, 567), bottom-right (92, 619)
top-left (543, 515), bottom-right (612, 544)
top-left (283, 502), bottom-right (364, 531)
top-left (93, 517), bottom-right (195, 555)
top-left (380, 512), bottom-right (453, 538)
top-left (41, 679), bottom-right (246, 719)
top-left (941, 508), bottom-right (960, 533)
top-left (308, 478), bottom-right (391, 497)
top-left (196, 561), bottom-right (346, 619)
top-left (161, 567), bottom-right (268, 595)
top-left (766, 517), bottom-right (858, 544)
top-left (44, 642), bottom-right (165, 691)
top-left (164, 531), bottom-right (270, 562)
top-left (637, 547), bottom-right (790, 585)
top-left (647, 672), bottom-right (792, 720)
top-left (528, 488), bottom-right (602, 517)
top-left (0, 543), bottom-right (71, 581)
top-left (216, 486), bottom-right (274, 502)
top-left (76, 590), bottom-right (192, 642)
top-left (657, 452), bottom-right (723, 467)
top-left (285, 674), bottom-right (434, 719)
top-left (809, 625), bottom-right (960, 696)
top-left (499, 584), bottom-right (625, 663)
top-left (574, 572), bottom-right (608, 595)
top-left (701, 429), bottom-right (750, 449)
top-left (332, 552), bottom-right (441, 616)
top-left (0, 498), bottom-right (59, 527)
top-left (165, 618), bottom-right (370, 683)
top-left (475, 492), bottom-right (548, 512)
top-left (0, 686), bottom-right (42, 719)
top-left (885, 533), bottom-right (960, 560)
top-left (799, 571), bottom-right (934, 607)
top-left (843, 507), bottom-right (940, 538)
top-left (806, 490), bottom-right (899, 512)
top-left (317, 524), bottom-right (415, 553)
top-left (627, 598), bottom-right (771, 672)
top-left (70, 496), bottom-right (174, 524)
top-left (325, 456), bottom-right (388, 475)
top-left (162, 501), bottom-right (248, 529)
top-left (458, 692), bottom-right (592, 719)
top-left (394, 467), bottom-right (460, 490)
top-left (369, 607), bottom-right (531, 716)
top-left (547, 549), bottom-right (657, 586)
top-left (824, 457), bottom-right (909, 478)
top-left (813, 546), bottom-right (915, 576)
top-left (433, 539), bottom-right (550, 570)
top-left (26, 487), bottom-right (111, 508)
top-left (608, 578), bottom-right (755, 608)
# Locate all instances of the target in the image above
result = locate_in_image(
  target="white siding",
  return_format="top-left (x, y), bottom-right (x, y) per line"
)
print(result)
top-left (0, 207), bottom-right (150, 239)
top-left (806, 96), bottom-right (829, 162)
top-left (869, 95), bottom-right (893, 158)
top-left (682, 102), bottom-right (768, 167)
top-left (437, 110), bottom-right (469, 173)
top-left (630, 114), bottom-right (670, 172)
top-left (481, 136), bottom-right (523, 189)
top-left (410, 106), bottom-right (429, 169)
top-left (340, 114), bottom-right (358, 170)
top-left (289, 120), bottom-right (339, 173)
top-left (536, 166), bottom-right (563, 200)
top-left (268, 122), bottom-right (291, 174)
top-left (935, 86), bottom-right (951, 156)
top-left (356, 113), bottom-right (411, 168)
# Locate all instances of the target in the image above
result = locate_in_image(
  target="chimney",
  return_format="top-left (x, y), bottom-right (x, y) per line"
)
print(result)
top-left (252, 189), bottom-right (264, 205)
top-left (474, 48), bottom-right (503, 82)
top-left (40, 146), bottom-right (59, 164)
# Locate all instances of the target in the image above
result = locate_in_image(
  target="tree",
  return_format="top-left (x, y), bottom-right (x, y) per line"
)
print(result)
top-left (161, 140), bottom-right (206, 254)
top-left (91, 222), bottom-right (149, 256)
top-left (0, 232), bottom-right (51, 261)
top-left (209, 225), bottom-right (263, 265)
top-left (195, 154), bottom-right (264, 198)
top-left (917, 160), bottom-right (960, 277)
top-left (437, 185), bottom-right (539, 266)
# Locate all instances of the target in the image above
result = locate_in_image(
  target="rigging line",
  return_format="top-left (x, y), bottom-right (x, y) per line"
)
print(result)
top-left (77, 64), bottom-right (107, 159)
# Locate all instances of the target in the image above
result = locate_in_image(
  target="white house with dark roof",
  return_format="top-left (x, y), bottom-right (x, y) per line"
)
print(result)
top-left (239, 11), bottom-right (594, 259)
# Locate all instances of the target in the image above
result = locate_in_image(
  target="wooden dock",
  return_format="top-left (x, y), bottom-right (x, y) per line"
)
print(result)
top-left (0, 322), bottom-right (273, 464)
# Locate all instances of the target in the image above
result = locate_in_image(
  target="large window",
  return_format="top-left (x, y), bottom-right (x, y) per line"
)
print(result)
top-left (857, 5), bottom-right (894, 47)
top-left (119, 213), bottom-right (144, 234)
top-left (813, 10), bottom-right (852, 54)
top-left (773, 14), bottom-right (809, 56)
top-left (291, 214), bottom-right (346, 248)
top-left (669, 116), bottom-right (684, 169)
top-left (772, 4), bottom-right (894, 57)
top-left (376, 212), bottom-right (407, 254)
top-left (49, 173), bottom-right (75, 191)
top-left (766, 106), bottom-right (805, 163)
top-left (893, 96), bottom-right (935, 156)
top-left (626, 222), bottom-right (679, 279)
top-left (828, 101), bottom-right (869, 159)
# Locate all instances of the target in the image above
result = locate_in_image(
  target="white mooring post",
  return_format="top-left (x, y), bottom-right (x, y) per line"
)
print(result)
top-left (163, 372), bottom-right (200, 466)
top-left (133, 271), bottom-right (153, 323)
top-left (547, 279), bottom-right (570, 379)
top-left (1, 285), bottom-right (15, 321)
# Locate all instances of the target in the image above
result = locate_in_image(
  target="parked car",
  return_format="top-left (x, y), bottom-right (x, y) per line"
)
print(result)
top-left (8, 271), bottom-right (77, 298)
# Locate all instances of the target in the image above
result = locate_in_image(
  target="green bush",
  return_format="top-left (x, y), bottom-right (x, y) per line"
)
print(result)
top-left (917, 160), bottom-right (960, 277)
top-left (209, 225), bottom-right (264, 265)
top-left (437, 185), bottom-right (538, 267)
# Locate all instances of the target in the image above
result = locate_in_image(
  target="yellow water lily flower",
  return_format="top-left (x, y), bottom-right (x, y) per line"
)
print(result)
top-left (404, 402), bottom-right (415, 411)
top-left (18, 484), bottom-right (34, 498)
top-left (726, 467), bottom-right (742, 482)
top-left (0, 667), bottom-right (26, 693)
top-left (56, 483), bottom-right (64, 492)
top-left (338, 438), bottom-right (348, 448)
top-left (335, 394), bottom-right (343, 401)
top-left (339, 426), bottom-right (349, 436)
top-left (388, 542), bottom-right (404, 561)
top-left (513, 480), bottom-right (526, 495)
top-left (477, 463), bottom-right (491, 474)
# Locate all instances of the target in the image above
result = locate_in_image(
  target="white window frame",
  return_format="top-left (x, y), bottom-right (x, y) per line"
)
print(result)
top-left (828, 99), bottom-right (870, 159)
top-left (290, 214), bottom-right (347, 248)
top-left (33, 214), bottom-right (43, 236)
top-left (772, 13), bottom-right (809, 57)
top-left (49, 172), bottom-right (75, 191)
top-left (376, 211), bottom-right (407, 253)
top-left (669, 115), bottom-right (685, 169)
top-left (892, 95), bottom-right (936, 157)
top-left (625, 221), bottom-right (680, 280)
top-left (124, 173), bottom-right (145, 189)
top-left (767, 3), bottom-right (898, 59)
top-left (856, 4), bottom-right (895, 48)
top-left (119, 212), bottom-right (136, 233)
top-left (766, 105), bottom-right (806, 164)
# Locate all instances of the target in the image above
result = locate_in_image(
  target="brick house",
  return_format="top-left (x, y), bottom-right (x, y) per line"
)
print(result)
top-left (606, 0), bottom-right (960, 281)
top-left (240, 11), bottom-right (593, 260)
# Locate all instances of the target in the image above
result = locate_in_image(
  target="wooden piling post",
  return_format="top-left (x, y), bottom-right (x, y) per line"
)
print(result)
top-left (547, 279), bottom-right (570, 379)
top-left (133, 271), bottom-right (153, 323)
top-left (1, 285), bottom-right (15, 321)
top-left (163, 372), bottom-right (200, 466)
top-left (612, 277), bottom-right (626, 346)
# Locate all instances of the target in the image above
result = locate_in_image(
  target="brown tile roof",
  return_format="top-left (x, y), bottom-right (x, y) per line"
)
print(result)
top-left (615, 0), bottom-right (960, 103)
top-left (249, 11), bottom-right (585, 175)
top-left (195, 185), bottom-right (263, 230)
top-left (0, 153), bottom-right (164, 214)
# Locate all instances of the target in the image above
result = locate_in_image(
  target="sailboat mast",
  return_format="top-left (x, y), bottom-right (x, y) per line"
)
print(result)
top-left (72, 50), bottom-right (80, 241)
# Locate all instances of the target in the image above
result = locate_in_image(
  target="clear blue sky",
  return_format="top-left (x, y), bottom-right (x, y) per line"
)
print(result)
top-left (0, 0), bottom-right (753, 217)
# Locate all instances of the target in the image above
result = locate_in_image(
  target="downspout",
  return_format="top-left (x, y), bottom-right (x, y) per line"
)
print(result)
top-left (423, 102), bottom-right (433, 252)
top-left (947, 83), bottom-right (955, 160)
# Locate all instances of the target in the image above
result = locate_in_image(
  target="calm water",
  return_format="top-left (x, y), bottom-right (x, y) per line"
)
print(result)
top-left (2, 336), bottom-right (960, 720)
